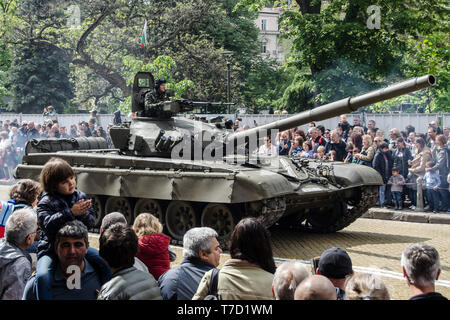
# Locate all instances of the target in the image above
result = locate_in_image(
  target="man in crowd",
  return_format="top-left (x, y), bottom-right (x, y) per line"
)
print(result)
top-left (294, 275), bottom-right (337, 300)
top-left (158, 227), bottom-right (221, 300)
top-left (315, 247), bottom-right (354, 300)
top-left (401, 242), bottom-right (447, 300)
top-left (59, 126), bottom-right (70, 139)
top-left (0, 208), bottom-right (38, 299)
top-left (325, 130), bottom-right (347, 161)
top-left (352, 116), bottom-right (367, 133)
top-left (97, 222), bottom-right (162, 300)
top-left (373, 142), bottom-right (393, 208)
top-left (17, 121), bottom-right (28, 149)
top-left (429, 120), bottom-right (442, 135)
top-left (272, 260), bottom-right (309, 300)
top-left (26, 121), bottom-right (40, 140)
top-left (309, 127), bottom-right (326, 155)
top-left (367, 119), bottom-right (378, 133)
top-left (427, 126), bottom-right (438, 159)
top-left (23, 220), bottom-right (108, 300)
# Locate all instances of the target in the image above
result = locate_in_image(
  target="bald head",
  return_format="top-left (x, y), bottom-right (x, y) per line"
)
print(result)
top-left (273, 261), bottom-right (309, 300)
top-left (294, 275), bottom-right (337, 300)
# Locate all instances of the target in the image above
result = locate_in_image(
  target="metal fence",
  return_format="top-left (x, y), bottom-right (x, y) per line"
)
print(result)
top-left (0, 112), bottom-right (448, 136)
top-left (0, 113), bottom-right (122, 129)
top-left (238, 113), bottom-right (448, 135)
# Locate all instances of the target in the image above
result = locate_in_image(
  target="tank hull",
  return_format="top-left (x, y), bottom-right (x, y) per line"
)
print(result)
top-left (15, 149), bottom-right (381, 242)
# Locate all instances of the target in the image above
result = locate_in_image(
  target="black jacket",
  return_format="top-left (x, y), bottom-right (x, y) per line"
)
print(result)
top-left (36, 190), bottom-right (95, 259)
top-left (393, 147), bottom-right (413, 179)
top-left (372, 149), bottom-right (393, 184)
top-left (409, 292), bottom-right (448, 300)
top-left (325, 139), bottom-right (347, 161)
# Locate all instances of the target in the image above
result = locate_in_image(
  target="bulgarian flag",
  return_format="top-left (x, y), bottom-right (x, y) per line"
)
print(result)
top-left (139, 20), bottom-right (147, 47)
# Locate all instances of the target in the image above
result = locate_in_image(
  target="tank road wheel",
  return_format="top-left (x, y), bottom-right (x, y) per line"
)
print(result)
top-left (87, 195), bottom-right (104, 228)
top-left (134, 199), bottom-right (164, 223)
top-left (165, 201), bottom-right (197, 241)
top-left (201, 204), bottom-right (236, 244)
top-left (304, 187), bottom-right (379, 233)
top-left (304, 203), bottom-right (347, 233)
top-left (105, 197), bottom-right (133, 224)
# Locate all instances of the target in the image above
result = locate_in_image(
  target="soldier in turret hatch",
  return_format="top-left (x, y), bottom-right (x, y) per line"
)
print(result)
top-left (144, 78), bottom-right (168, 116)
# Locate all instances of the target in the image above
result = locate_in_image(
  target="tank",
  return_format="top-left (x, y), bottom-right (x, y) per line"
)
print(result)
top-left (14, 72), bottom-right (436, 244)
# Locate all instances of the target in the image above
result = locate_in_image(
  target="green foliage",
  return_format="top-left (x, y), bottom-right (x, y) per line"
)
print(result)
top-left (8, 44), bottom-right (74, 113)
top-left (278, 74), bottom-right (315, 112)
top-left (238, 0), bottom-right (448, 113)
top-left (241, 59), bottom-right (295, 112)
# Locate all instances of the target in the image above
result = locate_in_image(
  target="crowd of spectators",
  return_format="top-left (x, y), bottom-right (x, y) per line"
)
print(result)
top-left (0, 169), bottom-right (446, 300)
top-left (248, 116), bottom-right (449, 213)
top-left (0, 110), bottom-right (114, 180)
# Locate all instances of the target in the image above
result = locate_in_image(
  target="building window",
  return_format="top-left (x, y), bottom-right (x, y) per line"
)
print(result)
top-left (261, 19), bottom-right (267, 31)
top-left (261, 41), bottom-right (267, 53)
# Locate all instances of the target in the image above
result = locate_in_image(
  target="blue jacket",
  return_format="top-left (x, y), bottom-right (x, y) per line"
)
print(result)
top-left (157, 257), bottom-right (215, 300)
top-left (423, 171), bottom-right (440, 189)
top-left (36, 190), bottom-right (95, 259)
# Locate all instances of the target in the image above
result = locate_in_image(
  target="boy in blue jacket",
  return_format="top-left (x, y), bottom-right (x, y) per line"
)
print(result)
top-left (423, 161), bottom-right (441, 213)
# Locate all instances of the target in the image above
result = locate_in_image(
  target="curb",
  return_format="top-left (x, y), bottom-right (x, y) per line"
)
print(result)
top-left (362, 207), bottom-right (450, 225)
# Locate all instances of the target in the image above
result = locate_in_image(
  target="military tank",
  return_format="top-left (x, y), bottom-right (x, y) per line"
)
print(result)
top-left (14, 72), bottom-right (436, 244)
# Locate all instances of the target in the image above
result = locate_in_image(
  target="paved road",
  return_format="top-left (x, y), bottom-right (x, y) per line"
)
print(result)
top-left (2, 185), bottom-right (449, 300)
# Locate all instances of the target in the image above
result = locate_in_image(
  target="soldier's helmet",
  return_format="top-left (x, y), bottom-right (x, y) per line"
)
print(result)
top-left (155, 78), bottom-right (166, 90)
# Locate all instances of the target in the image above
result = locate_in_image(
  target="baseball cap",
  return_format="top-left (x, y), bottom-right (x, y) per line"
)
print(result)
top-left (318, 247), bottom-right (352, 279)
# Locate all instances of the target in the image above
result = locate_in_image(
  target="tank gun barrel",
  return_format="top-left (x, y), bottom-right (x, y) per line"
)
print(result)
top-left (227, 74), bottom-right (436, 143)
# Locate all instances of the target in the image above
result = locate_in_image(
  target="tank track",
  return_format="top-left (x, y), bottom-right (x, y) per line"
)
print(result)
top-left (305, 186), bottom-right (378, 233)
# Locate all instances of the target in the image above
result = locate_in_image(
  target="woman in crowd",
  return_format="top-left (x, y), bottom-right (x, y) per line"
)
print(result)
top-left (393, 137), bottom-right (413, 181)
top-left (193, 218), bottom-right (276, 300)
top-left (133, 213), bottom-right (172, 280)
top-left (353, 135), bottom-right (375, 167)
top-left (388, 128), bottom-right (402, 149)
top-left (407, 137), bottom-right (432, 209)
top-left (7, 179), bottom-right (42, 253)
top-left (351, 133), bottom-right (362, 152)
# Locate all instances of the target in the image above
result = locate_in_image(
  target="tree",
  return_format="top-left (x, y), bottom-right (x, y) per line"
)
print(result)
top-left (236, 0), bottom-right (448, 112)
top-left (8, 43), bottom-right (74, 113)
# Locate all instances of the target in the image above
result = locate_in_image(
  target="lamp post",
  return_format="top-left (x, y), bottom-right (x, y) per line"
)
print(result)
top-left (222, 51), bottom-right (233, 114)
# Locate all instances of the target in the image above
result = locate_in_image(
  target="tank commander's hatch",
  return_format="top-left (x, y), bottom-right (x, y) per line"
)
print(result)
top-left (132, 71), bottom-right (155, 113)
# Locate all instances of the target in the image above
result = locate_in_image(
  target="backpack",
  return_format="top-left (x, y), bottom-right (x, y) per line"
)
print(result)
top-left (203, 268), bottom-right (220, 300)
top-left (0, 200), bottom-right (16, 238)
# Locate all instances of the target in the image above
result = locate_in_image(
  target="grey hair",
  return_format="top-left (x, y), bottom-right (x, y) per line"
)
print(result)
top-left (308, 127), bottom-right (318, 134)
top-left (55, 220), bottom-right (89, 246)
top-left (273, 260), bottom-right (309, 300)
top-left (330, 129), bottom-right (340, 138)
top-left (401, 242), bottom-right (440, 288)
top-left (101, 212), bottom-right (127, 233)
top-left (5, 208), bottom-right (37, 245)
top-left (182, 227), bottom-right (218, 259)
